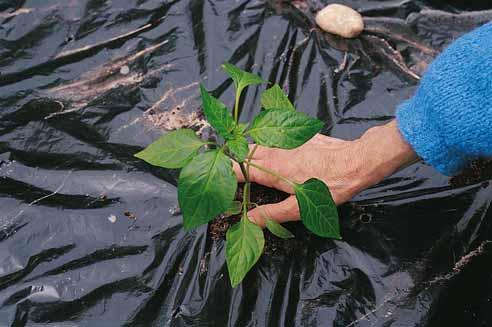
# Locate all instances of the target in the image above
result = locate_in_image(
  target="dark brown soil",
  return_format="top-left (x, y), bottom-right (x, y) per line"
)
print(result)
top-left (450, 159), bottom-right (492, 188)
top-left (208, 183), bottom-right (305, 256)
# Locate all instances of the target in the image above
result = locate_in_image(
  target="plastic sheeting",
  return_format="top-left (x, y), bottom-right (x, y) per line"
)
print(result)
top-left (1, 1), bottom-right (492, 326)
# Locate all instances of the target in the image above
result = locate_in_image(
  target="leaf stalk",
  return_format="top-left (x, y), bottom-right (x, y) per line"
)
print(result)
top-left (234, 88), bottom-right (241, 122)
top-left (246, 161), bottom-right (296, 188)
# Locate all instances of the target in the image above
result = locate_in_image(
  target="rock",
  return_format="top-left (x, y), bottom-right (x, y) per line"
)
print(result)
top-left (315, 4), bottom-right (364, 38)
top-left (108, 214), bottom-right (117, 223)
top-left (120, 65), bottom-right (130, 75)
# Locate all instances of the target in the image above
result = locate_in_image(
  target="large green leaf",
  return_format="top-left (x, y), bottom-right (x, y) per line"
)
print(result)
top-left (226, 135), bottom-right (249, 162)
top-left (265, 218), bottom-right (294, 239)
top-left (294, 178), bottom-right (340, 239)
top-left (200, 84), bottom-right (236, 139)
top-left (248, 109), bottom-right (324, 149)
top-left (261, 84), bottom-right (295, 111)
top-left (134, 129), bottom-right (204, 169)
top-left (226, 215), bottom-right (265, 287)
top-left (178, 150), bottom-right (237, 229)
top-left (222, 62), bottom-right (266, 95)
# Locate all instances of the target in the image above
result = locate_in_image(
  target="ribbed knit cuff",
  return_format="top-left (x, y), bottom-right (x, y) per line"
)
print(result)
top-left (396, 99), bottom-right (467, 176)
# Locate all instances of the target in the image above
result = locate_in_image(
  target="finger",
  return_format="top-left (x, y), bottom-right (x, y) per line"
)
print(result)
top-left (249, 160), bottom-right (294, 193)
top-left (234, 159), bottom-right (290, 191)
top-left (247, 196), bottom-right (300, 227)
top-left (233, 159), bottom-right (277, 187)
top-left (232, 161), bottom-right (245, 182)
top-left (247, 144), bottom-right (270, 160)
top-left (232, 160), bottom-right (273, 187)
top-left (233, 145), bottom-right (274, 183)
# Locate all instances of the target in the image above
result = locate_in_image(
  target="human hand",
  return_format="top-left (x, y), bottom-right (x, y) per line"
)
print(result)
top-left (234, 120), bottom-right (417, 226)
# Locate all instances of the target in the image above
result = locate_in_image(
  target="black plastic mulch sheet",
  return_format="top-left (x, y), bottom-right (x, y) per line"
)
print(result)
top-left (1, 0), bottom-right (492, 326)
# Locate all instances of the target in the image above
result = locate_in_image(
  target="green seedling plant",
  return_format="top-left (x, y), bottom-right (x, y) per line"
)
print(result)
top-left (135, 63), bottom-right (340, 287)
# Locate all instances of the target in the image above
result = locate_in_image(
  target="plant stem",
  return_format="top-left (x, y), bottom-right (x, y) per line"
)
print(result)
top-left (246, 144), bottom-right (258, 177)
top-left (233, 89), bottom-right (240, 122)
top-left (238, 161), bottom-right (251, 217)
top-left (239, 162), bottom-right (249, 182)
top-left (247, 161), bottom-right (296, 187)
top-left (242, 182), bottom-right (250, 213)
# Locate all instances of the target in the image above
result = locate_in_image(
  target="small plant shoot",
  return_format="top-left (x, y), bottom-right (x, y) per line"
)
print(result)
top-left (135, 63), bottom-right (340, 287)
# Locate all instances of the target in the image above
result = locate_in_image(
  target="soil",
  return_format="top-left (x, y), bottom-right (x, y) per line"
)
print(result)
top-left (450, 159), bottom-right (492, 188)
top-left (208, 183), bottom-right (305, 256)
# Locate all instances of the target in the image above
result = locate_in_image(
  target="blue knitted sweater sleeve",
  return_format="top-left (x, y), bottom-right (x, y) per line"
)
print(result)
top-left (396, 22), bottom-right (492, 176)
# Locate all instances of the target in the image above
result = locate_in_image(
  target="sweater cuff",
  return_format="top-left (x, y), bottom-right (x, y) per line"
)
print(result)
top-left (396, 99), bottom-right (467, 176)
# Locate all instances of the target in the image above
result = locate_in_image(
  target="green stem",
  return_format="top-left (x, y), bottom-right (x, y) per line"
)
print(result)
top-left (239, 161), bottom-right (251, 218)
top-left (246, 144), bottom-right (258, 177)
top-left (233, 88), bottom-right (242, 122)
top-left (242, 182), bottom-right (250, 214)
top-left (238, 162), bottom-right (249, 182)
top-left (247, 161), bottom-right (296, 187)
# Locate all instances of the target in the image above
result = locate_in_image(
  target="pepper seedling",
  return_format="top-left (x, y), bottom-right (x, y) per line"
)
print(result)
top-left (135, 63), bottom-right (340, 287)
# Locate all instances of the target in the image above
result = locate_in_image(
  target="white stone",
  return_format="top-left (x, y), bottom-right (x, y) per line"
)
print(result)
top-left (108, 214), bottom-right (117, 223)
top-left (120, 65), bottom-right (130, 75)
top-left (315, 4), bottom-right (364, 38)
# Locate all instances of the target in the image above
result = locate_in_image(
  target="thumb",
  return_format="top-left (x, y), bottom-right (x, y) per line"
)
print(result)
top-left (247, 196), bottom-right (300, 227)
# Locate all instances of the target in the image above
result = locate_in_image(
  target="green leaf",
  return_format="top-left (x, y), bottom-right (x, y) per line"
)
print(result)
top-left (221, 62), bottom-right (266, 95)
top-left (261, 84), bottom-right (295, 111)
top-left (227, 136), bottom-right (249, 162)
top-left (200, 84), bottom-right (236, 139)
top-left (233, 123), bottom-right (248, 136)
top-left (178, 150), bottom-right (237, 229)
top-left (134, 129), bottom-right (205, 169)
top-left (224, 201), bottom-right (242, 217)
top-left (294, 178), bottom-right (340, 239)
top-left (248, 109), bottom-right (324, 149)
top-left (226, 215), bottom-right (265, 287)
top-left (265, 218), bottom-right (294, 239)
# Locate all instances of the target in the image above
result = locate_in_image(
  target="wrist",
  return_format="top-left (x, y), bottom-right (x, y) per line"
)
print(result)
top-left (352, 120), bottom-right (418, 191)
